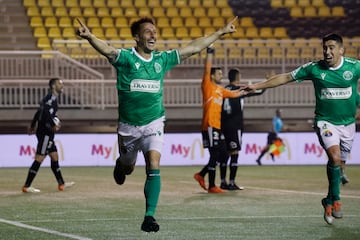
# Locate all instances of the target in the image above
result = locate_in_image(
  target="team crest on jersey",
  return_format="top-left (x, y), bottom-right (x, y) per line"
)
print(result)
top-left (323, 129), bottom-right (332, 137)
top-left (154, 62), bottom-right (162, 73)
top-left (343, 71), bottom-right (353, 81)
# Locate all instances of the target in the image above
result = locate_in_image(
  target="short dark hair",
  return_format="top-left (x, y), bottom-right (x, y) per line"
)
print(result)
top-left (49, 78), bottom-right (59, 89)
top-left (130, 17), bottom-right (155, 37)
top-left (228, 69), bottom-right (240, 82)
top-left (210, 67), bottom-right (222, 75)
top-left (322, 33), bottom-right (343, 46)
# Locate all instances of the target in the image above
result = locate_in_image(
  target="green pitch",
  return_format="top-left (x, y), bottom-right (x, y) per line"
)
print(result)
top-left (0, 165), bottom-right (359, 240)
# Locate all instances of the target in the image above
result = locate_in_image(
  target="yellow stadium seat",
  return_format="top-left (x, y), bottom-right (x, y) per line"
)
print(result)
top-left (101, 17), bottom-right (114, 28)
top-left (38, 0), bottom-right (50, 7)
top-left (111, 8), bottom-right (124, 17)
top-left (271, 0), bottom-right (282, 8)
top-left (79, 0), bottom-right (92, 7)
top-left (212, 17), bottom-right (224, 28)
top-left (245, 27), bottom-right (259, 38)
top-left (87, 17), bottom-right (100, 28)
top-left (189, 0), bottom-right (201, 8)
top-left (124, 8), bottom-right (138, 18)
top-left (115, 17), bottom-right (128, 28)
top-left (59, 17), bottom-right (72, 28)
top-left (48, 27), bottom-right (62, 38)
top-left (303, 7), bottom-right (317, 17)
top-left (176, 27), bottom-right (189, 39)
top-left (92, 27), bottom-right (105, 39)
top-left (157, 17), bottom-right (170, 28)
top-left (44, 17), bottom-right (58, 27)
top-left (37, 37), bottom-right (51, 49)
top-left (332, 6), bottom-right (345, 17)
top-left (228, 48), bottom-right (241, 59)
top-left (41, 7), bottom-right (54, 17)
top-left (301, 48), bottom-right (315, 59)
top-left (161, 27), bottom-right (175, 39)
top-left (202, 0), bottom-right (214, 8)
top-left (318, 6), bottom-right (331, 17)
top-left (55, 7), bottom-right (68, 17)
top-left (166, 7), bottom-right (179, 17)
top-left (105, 28), bottom-right (118, 39)
top-left (179, 8), bottom-right (192, 17)
top-left (290, 7), bottom-right (303, 18)
top-left (34, 27), bottom-right (47, 37)
top-left (27, 7), bottom-right (40, 16)
top-left (189, 27), bottom-right (202, 38)
top-left (134, 0), bottom-right (146, 7)
top-left (62, 27), bottom-right (76, 39)
top-left (258, 48), bottom-right (271, 59)
top-left (147, 0), bottom-right (160, 8)
top-left (73, 17), bottom-right (85, 27)
top-left (93, 0), bottom-right (106, 7)
top-left (198, 17), bottom-right (211, 27)
top-left (175, 0), bottom-right (187, 8)
top-left (294, 37), bottom-right (307, 47)
top-left (171, 17), bottom-right (183, 27)
top-left (65, 0), bottom-right (78, 7)
top-left (344, 46), bottom-right (358, 58)
top-left (259, 27), bottom-right (273, 39)
top-left (30, 17), bottom-right (43, 27)
top-left (185, 17), bottom-right (197, 27)
top-left (23, 0), bottom-right (36, 7)
top-left (138, 7), bottom-right (151, 17)
top-left (240, 17), bottom-right (254, 27)
top-left (273, 27), bottom-right (288, 39)
top-left (193, 7), bottom-right (206, 17)
top-left (283, 0), bottom-right (296, 7)
top-left (286, 47), bottom-right (300, 58)
top-left (97, 7), bottom-right (110, 17)
top-left (215, 0), bottom-right (228, 7)
top-left (119, 28), bottom-right (132, 39)
top-left (69, 7), bottom-right (82, 17)
top-left (204, 27), bottom-right (216, 36)
top-left (83, 7), bottom-right (96, 17)
top-left (207, 7), bottom-right (220, 17)
top-left (230, 28), bottom-right (245, 39)
top-left (107, 0), bottom-right (119, 7)
top-left (272, 47), bottom-right (284, 59)
top-left (297, 0), bottom-right (310, 7)
top-left (220, 8), bottom-right (234, 18)
top-left (311, 0), bottom-right (325, 7)
top-left (161, 0), bottom-right (174, 7)
top-left (152, 7), bottom-right (165, 17)
top-left (214, 47), bottom-right (226, 59)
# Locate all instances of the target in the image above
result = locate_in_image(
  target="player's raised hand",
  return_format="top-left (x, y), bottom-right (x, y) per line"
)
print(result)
top-left (76, 18), bottom-right (92, 40)
top-left (221, 16), bottom-right (238, 35)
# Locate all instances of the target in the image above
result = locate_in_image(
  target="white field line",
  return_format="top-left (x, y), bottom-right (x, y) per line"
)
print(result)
top-left (0, 218), bottom-right (92, 240)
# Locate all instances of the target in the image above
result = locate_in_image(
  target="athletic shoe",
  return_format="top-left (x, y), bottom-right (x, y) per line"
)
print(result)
top-left (332, 201), bottom-right (343, 219)
top-left (208, 186), bottom-right (227, 193)
top-left (22, 186), bottom-right (41, 193)
top-left (341, 175), bottom-right (349, 185)
top-left (193, 173), bottom-right (207, 190)
top-left (220, 182), bottom-right (229, 190)
top-left (228, 183), bottom-right (245, 191)
top-left (141, 216), bottom-right (159, 232)
top-left (113, 159), bottom-right (126, 185)
top-left (256, 159), bottom-right (262, 166)
top-left (321, 198), bottom-right (334, 225)
top-left (58, 182), bottom-right (75, 191)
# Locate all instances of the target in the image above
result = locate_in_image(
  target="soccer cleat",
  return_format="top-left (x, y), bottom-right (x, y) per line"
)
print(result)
top-left (220, 182), bottom-right (229, 190)
top-left (193, 173), bottom-right (207, 190)
top-left (228, 183), bottom-right (245, 191)
top-left (341, 175), bottom-right (349, 185)
top-left (22, 186), bottom-right (41, 193)
top-left (58, 182), bottom-right (75, 191)
top-left (321, 198), bottom-right (334, 225)
top-left (256, 159), bottom-right (262, 166)
top-left (141, 216), bottom-right (160, 232)
top-left (332, 201), bottom-right (343, 219)
top-left (113, 159), bottom-right (126, 185)
top-left (208, 186), bottom-right (227, 193)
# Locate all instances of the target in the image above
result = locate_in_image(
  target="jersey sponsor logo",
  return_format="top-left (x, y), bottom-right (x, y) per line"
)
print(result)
top-left (323, 129), bottom-right (333, 137)
top-left (343, 71), bottom-right (353, 81)
top-left (130, 79), bottom-right (160, 93)
top-left (320, 86), bottom-right (352, 99)
top-left (154, 62), bottom-right (162, 73)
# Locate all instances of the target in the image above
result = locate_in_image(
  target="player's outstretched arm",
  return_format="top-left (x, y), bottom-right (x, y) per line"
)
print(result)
top-left (242, 73), bottom-right (293, 95)
top-left (76, 18), bottom-right (118, 62)
top-left (178, 17), bottom-right (237, 61)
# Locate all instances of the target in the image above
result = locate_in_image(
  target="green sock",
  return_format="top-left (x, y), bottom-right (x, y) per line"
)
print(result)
top-left (144, 169), bottom-right (161, 217)
top-left (327, 165), bottom-right (341, 203)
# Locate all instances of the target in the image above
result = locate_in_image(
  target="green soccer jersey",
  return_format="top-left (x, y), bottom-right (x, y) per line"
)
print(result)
top-left (111, 48), bottom-right (181, 126)
top-left (291, 57), bottom-right (360, 125)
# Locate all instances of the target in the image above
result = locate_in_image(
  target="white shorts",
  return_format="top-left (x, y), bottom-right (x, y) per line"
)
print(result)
top-left (117, 117), bottom-right (165, 165)
top-left (315, 120), bottom-right (355, 161)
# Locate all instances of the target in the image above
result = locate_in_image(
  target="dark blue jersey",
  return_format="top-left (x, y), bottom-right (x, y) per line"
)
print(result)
top-left (31, 93), bottom-right (58, 136)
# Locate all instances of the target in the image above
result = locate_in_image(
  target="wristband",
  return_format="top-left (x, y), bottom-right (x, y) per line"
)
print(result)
top-left (206, 47), bottom-right (215, 54)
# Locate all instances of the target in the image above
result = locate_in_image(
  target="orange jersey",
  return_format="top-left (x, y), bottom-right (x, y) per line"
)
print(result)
top-left (201, 62), bottom-right (240, 130)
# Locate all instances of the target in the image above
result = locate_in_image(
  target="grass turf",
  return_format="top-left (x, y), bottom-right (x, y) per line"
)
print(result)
top-left (0, 165), bottom-right (359, 240)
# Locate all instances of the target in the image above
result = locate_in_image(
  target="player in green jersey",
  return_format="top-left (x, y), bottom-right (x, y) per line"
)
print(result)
top-left (242, 33), bottom-right (360, 225)
top-left (76, 17), bottom-right (238, 232)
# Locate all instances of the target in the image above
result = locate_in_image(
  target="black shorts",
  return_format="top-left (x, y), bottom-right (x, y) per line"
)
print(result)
top-left (222, 127), bottom-right (242, 151)
top-left (202, 127), bottom-right (226, 149)
top-left (267, 132), bottom-right (278, 144)
top-left (36, 133), bottom-right (57, 155)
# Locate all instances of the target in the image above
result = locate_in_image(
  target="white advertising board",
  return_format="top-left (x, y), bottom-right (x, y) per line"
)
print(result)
top-left (0, 132), bottom-right (359, 167)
